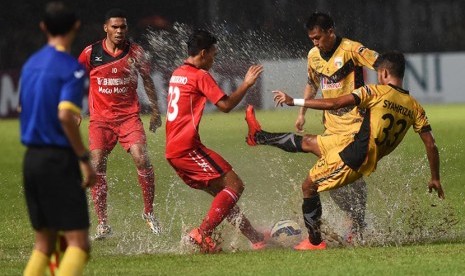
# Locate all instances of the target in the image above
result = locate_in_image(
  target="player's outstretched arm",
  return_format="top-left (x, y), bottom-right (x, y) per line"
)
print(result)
top-left (273, 90), bottom-right (355, 110)
top-left (216, 65), bottom-right (263, 113)
top-left (419, 131), bottom-right (444, 199)
top-left (295, 83), bottom-right (317, 133)
top-left (142, 74), bottom-right (162, 133)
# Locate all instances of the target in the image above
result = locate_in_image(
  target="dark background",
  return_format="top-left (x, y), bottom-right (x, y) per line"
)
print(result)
top-left (1, 0), bottom-right (465, 71)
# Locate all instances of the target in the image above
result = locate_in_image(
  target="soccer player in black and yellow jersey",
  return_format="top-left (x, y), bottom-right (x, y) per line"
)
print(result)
top-left (247, 12), bottom-right (378, 243)
top-left (266, 51), bottom-right (444, 250)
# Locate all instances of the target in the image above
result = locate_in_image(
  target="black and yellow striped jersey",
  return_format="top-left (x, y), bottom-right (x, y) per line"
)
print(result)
top-left (307, 37), bottom-right (379, 135)
top-left (340, 84), bottom-right (431, 176)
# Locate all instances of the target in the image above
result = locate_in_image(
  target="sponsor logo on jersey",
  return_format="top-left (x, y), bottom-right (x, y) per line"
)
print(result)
top-left (96, 77), bottom-right (131, 86)
top-left (321, 78), bottom-right (342, 90)
top-left (94, 56), bottom-right (103, 62)
top-left (98, 86), bottom-right (129, 94)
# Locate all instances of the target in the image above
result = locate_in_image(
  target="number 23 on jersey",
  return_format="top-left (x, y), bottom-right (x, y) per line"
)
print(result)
top-left (167, 86), bottom-right (180, 121)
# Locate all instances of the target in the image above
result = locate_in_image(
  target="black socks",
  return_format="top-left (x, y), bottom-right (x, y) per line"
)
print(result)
top-left (302, 194), bottom-right (323, 245)
top-left (255, 131), bottom-right (304, 152)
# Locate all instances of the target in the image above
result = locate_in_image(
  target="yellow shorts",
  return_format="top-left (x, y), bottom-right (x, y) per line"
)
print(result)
top-left (309, 134), bottom-right (362, 192)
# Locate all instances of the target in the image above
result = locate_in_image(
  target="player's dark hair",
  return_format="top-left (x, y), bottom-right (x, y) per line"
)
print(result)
top-left (105, 8), bottom-right (127, 22)
top-left (374, 51), bottom-right (406, 78)
top-left (305, 12), bottom-right (334, 31)
top-left (42, 2), bottom-right (78, 36)
top-left (187, 30), bottom-right (217, 57)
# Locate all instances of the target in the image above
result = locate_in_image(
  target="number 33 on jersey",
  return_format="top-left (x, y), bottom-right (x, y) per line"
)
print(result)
top-left (347, 83), bottom-right (431, 175)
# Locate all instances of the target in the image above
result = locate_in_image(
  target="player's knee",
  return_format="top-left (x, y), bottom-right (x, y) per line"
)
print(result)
top-left (301, 178), bottom-right (317, 197)
top-left (65, 233), bottom-right (91, 253)
top-left (301, 135), bottom-right (320, 155)
top-left (132, 152), bottom-right (151, 170)
top-left (233, 181), bottom-right (244, 195)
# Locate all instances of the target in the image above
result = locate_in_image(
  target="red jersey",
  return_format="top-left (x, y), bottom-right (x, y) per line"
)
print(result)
top-left (165, 63), bottom-right (226, 158)
top-left (78, 39), bottom-right (151, 121)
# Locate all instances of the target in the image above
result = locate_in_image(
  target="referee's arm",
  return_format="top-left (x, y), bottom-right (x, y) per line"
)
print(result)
top-left (58, 107), bottom-right (96, 188)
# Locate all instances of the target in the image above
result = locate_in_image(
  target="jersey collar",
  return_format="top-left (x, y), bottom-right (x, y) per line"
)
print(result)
top-left (388, 83), bottom-right (410, 94)
top-left (320, 36), bottom-right (342, 61)
top-left (183, 61), bottom-right (200, 69)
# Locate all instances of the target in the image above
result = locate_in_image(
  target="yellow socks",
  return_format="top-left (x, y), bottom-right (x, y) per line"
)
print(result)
top-left (58, 246), bottom-right (88, 276)
top-left (23, 249), bottom-right (49, 276)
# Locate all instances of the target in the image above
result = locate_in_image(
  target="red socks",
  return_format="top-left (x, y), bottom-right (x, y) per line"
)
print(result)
top-left (137, 167), bottom-right (155, 215)
top-left (91, 167), bottom-right (155, 225)
top-left (91, 173), bottom-right (108, 225)
top-left (200, 187), bottom-right (239, 236)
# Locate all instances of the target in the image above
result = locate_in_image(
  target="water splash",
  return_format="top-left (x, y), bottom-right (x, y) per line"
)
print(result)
top-left (87, 25), bottom-right (465, 255)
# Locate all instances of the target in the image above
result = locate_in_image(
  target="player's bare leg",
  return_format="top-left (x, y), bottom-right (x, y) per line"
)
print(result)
top-left (129, 143), bottom-right (160, 235)
top-left (90, 149), bottom-right (112, 240)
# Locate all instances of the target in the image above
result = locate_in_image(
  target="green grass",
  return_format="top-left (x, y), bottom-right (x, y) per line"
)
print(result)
top-left (1, 105), bottom-right (464, 275)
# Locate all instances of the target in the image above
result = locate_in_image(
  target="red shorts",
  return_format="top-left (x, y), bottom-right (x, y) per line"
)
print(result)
top-left (89, 116), bottom-right (146, 152)
top-left (167, 147), bottom-right (232, 189)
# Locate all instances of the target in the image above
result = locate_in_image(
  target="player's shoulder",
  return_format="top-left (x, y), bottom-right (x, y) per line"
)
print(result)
top-left (340, 38), bottom-right (368, 53)
top-left (84, 40), bottom-right (102, 52)
top-left (308, 46), bottom-right (320, 58)
top-left (129, 42), bottom-right (145, 53)
top-left (173, 64), bottom-right (209, 79)
top-left (354, 84), bottom-right (385, 97)
top-left (52, 47), bottom-right (80, 67)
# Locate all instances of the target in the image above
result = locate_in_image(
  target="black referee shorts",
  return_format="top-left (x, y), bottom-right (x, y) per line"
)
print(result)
top-left (23, 147), bottom-right (90, 231)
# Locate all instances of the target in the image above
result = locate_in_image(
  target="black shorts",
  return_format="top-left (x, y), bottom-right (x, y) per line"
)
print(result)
top-left (23, 147), bottom-right (90, 231)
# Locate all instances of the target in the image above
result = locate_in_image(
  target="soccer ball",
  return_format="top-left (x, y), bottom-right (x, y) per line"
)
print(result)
top-left (270, 219), bottom-right (303, 247)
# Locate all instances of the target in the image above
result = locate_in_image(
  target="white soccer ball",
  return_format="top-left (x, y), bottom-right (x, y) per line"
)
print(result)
top-left (270, 219), bottom-right (303, 247)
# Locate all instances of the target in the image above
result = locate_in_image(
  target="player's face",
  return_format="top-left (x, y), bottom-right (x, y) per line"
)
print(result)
top-left (202, 45), bottom-right (218, 70)
top-left (104, 17), bottom-right (128, 46)
top-left (308, 27), bottom-right (335, 53)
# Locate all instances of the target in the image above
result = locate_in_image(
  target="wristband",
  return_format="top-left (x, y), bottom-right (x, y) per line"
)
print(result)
top-left (78, 151), bottom-right (90, 162)
top-left (293, 99), bottom-right (305, 106)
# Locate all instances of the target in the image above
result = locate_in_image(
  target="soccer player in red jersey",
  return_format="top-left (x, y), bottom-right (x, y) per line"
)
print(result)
top-left (78, 8), bottom-right (161, 239)
top-left (165, 30), bottom-right (267, 253)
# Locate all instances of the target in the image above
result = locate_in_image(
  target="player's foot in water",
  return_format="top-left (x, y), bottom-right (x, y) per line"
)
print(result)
top-left (245, 105), bottom-right (262, 146)
top-left (93, 224), bottom-right (112, 240)
top-left (188, 228), bottom-right (222, 253)
top-left (293, 239), bottom-right (327, 250)
top-left (143, 212), bottom-right (162, 235)
top-left (251, 230), bottom-right (271, 250)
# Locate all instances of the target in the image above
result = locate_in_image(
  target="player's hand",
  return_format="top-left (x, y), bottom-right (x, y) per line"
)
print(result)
top-left (272, 90), bottom-right (294, 107)
top-left (149, 111), bottom-right (162, 133)
top-left (243, 65), bottom-right (264, 87)
top-left (295, 114), bottom-right (306, 133)
top-left (428, 179), bottom-right (445, 199)
top-left (80, 162), bottom-right (96, 189)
